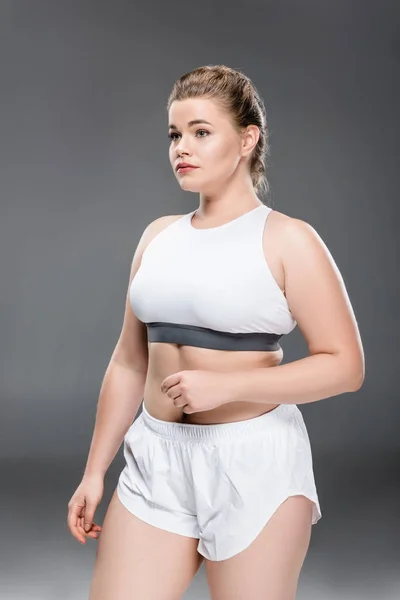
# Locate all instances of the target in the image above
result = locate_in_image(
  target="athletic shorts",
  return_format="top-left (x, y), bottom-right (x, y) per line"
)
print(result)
top-left (117, 401), bottom-right (322, 562)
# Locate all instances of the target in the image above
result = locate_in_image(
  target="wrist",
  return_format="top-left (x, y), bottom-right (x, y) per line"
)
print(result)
top-left (83, 468), bottom-right (106, 481)
top-left (226, 370), bottom-right (248, 404)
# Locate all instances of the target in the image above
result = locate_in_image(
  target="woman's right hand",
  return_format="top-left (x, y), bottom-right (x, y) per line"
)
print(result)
top-left (67, 473), bottom-right (104, 544)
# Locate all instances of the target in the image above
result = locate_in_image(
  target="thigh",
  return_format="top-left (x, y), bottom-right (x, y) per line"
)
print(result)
top-left (205, 495), bottom-right (313, 600)
top-left (89, 488), bottom-right (204, 600)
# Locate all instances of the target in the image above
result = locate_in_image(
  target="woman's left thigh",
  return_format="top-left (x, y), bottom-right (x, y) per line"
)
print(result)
top-left (205, 495), bottom-right (313, 600)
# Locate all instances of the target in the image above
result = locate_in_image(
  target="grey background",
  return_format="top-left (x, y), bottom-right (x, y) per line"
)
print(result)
top-left (1, 1), bottom-right (399, 599)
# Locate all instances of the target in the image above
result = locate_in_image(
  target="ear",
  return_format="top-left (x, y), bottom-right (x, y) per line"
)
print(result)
top-left (241, 124), bottom-right (260, 157)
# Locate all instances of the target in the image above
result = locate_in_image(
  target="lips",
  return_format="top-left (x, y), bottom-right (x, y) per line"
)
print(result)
top-left (176, 162), bottom-right (198, 171)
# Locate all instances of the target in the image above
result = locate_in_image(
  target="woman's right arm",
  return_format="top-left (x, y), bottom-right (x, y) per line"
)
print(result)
top-left (82, 219), bottom-right (158, 480)
top-left (81, 214), bottom-right (183, 479)
top-left (67, 214), bottom-right (183, 543)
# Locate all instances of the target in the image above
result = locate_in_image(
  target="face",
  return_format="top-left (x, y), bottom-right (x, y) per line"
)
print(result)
top-left (168, 97), bottom-right (255, 194)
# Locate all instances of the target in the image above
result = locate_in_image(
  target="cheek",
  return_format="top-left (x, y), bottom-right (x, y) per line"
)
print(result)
top-left (202, 139), bottom-right (235, 165)
top-left (209, 142), bottom-right (238, 176)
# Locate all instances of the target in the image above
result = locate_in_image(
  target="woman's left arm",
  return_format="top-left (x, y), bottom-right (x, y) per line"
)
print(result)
top-left (231, 218), bottom-right (365, 406)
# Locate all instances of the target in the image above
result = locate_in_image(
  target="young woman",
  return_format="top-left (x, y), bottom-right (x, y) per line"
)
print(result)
top-left (67, 65), bottom-right (364, 600)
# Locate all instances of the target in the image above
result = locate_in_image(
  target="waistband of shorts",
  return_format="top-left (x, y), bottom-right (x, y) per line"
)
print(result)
top-left (141, 402), bottom-right (298, 441)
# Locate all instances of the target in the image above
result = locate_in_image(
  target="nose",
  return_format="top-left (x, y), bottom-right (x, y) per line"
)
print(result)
top-left (176, 147), bottom-right (189, 158)
top-left (175, 137), bottom-right (190, 158)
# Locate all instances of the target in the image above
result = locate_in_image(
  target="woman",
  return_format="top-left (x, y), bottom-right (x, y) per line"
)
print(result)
top-left (67, 65), bottom-right (364, 599)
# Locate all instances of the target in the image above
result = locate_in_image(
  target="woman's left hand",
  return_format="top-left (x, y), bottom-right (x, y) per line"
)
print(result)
top-left (160, 370), bottom-right (235, 414)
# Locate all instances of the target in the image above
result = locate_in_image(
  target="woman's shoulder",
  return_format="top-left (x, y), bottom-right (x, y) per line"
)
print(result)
top-left (137, 213), bottom-right (186, 256)
top-left (267, 208), bottom-right (319, 247)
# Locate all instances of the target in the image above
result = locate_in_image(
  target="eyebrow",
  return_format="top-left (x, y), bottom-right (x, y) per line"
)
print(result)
top-left (168, 119), bottom-right (213, 130)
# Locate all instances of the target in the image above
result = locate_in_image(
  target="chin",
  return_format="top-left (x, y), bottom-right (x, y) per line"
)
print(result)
top-left (179, 181), bottom-right (202, 192)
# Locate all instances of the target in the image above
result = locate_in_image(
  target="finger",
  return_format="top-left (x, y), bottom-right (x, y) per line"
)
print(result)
top-left (78, 516), bottom-right (86, 536)
top-left (67, 506), bottom-right (86, 544)
top-left (81, 516), bottom-right (101, 539)
top-left (67, 503), bottom-right (84, 537)
top-left (79, 516), bottom-right (99, 539)
top-left (172, 393), bottom-right (182, 405)
top-left (86, 529), bottom-right (100, 539)
top-left (80, 516), bottom-right (100, 535)
top-left (166, 386), bottom-right (178, 398)
top-left (161, 372), bottom-right (181, 393)
top-left (84, 502), bottom-right (96, 533)
top-left (77, 511), bottom-right (86, 532)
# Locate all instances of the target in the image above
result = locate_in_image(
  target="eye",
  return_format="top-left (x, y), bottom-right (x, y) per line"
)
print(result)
top-left (168, 129), bottom-right (209, 141)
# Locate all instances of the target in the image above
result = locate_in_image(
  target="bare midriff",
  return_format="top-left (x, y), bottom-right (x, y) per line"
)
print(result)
top-left (142, 341), bottom-right (283, 424)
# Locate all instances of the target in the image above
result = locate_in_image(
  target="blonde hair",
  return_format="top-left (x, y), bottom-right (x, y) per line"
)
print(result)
top-left (166, 64), bottom-right (271, 199)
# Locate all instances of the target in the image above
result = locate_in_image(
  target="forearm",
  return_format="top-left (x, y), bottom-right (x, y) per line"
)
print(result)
top-left (83, 360), bottom-right (146, 478)
top-left (230, 352), bottom-right (363, 406)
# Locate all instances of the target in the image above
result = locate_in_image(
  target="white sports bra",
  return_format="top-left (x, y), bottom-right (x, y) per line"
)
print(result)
top-left (130, 204), bottom-right (297, 351)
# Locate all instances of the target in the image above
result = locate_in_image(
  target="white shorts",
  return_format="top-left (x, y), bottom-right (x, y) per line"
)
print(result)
top-left (117, 401), bottom-right (322, 562)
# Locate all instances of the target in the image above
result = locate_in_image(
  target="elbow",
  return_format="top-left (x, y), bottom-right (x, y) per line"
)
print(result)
top-left (347, 362), bottom-right (365, 392)
top-left (336, 351), bottom-right (365, 392)
top-left (348, 373), bottom-right (364, 392)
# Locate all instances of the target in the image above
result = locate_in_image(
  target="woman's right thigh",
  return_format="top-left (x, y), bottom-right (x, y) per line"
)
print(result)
top-left (89, 488), bottom-right (204, 600)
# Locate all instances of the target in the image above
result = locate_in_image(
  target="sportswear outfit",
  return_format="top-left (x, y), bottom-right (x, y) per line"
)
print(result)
top-left (117, 204), bottom-right (322, 561)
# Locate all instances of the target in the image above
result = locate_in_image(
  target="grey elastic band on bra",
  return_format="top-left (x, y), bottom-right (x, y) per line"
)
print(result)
top-left (146, 322), bottom-right (282, 351)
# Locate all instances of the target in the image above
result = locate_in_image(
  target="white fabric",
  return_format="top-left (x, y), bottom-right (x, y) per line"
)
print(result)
top-left (117, 401), bottom-right (322, 562)
top-left (129, 204), bottom-right (297, 336)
